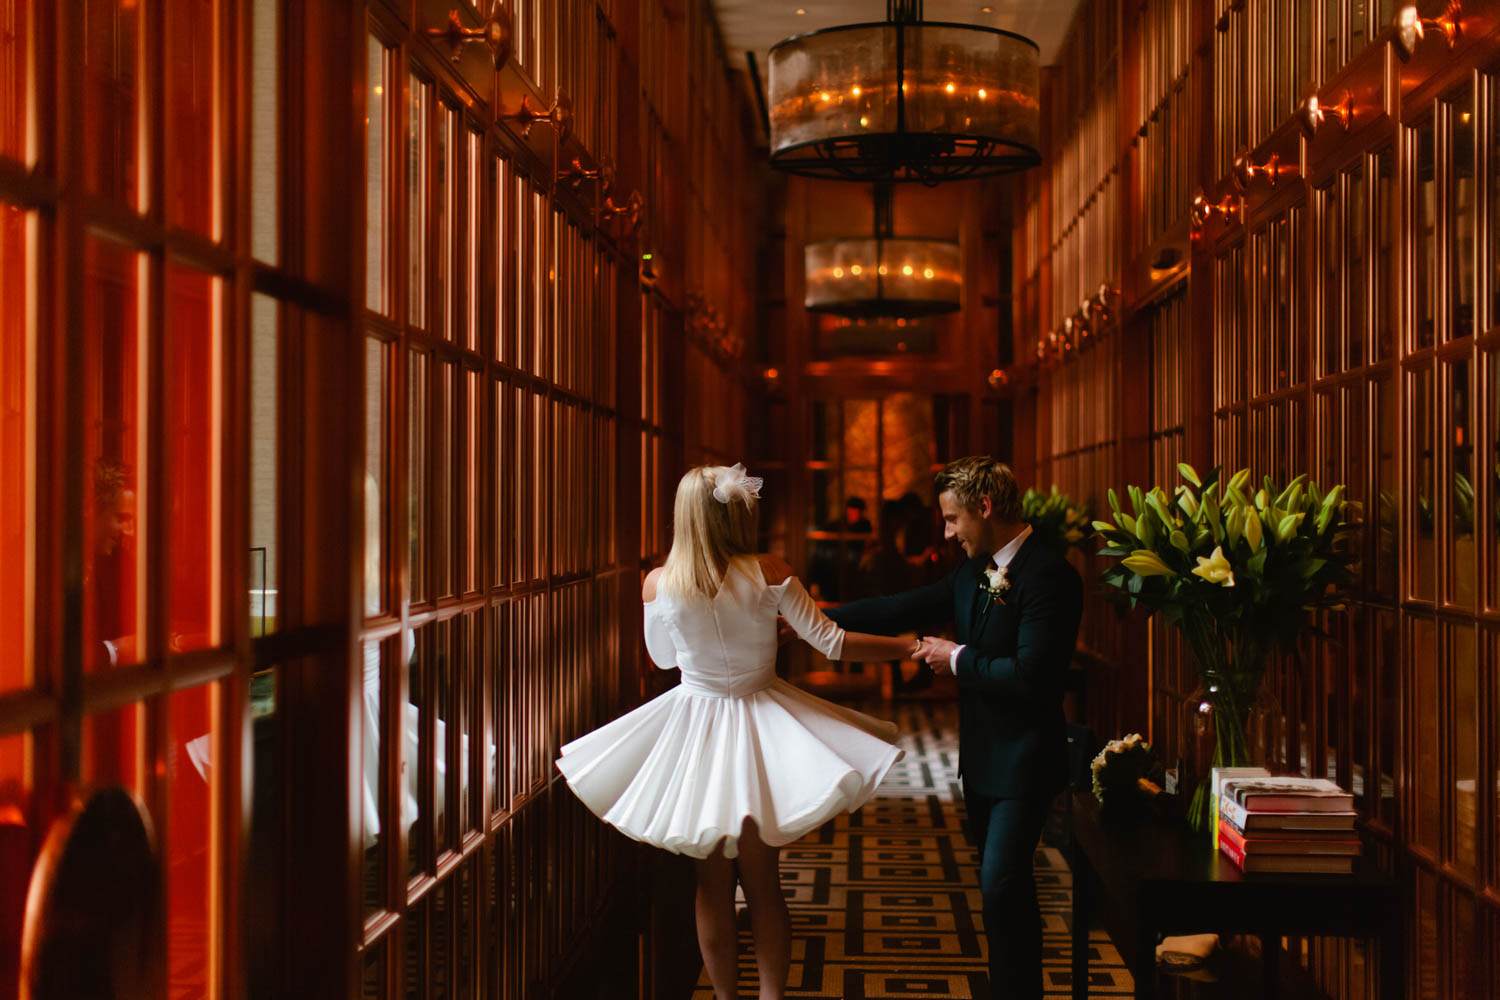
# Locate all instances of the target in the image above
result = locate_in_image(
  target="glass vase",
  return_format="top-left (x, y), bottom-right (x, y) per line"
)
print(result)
top-left (1183, 680), bottom-right (1284, 833)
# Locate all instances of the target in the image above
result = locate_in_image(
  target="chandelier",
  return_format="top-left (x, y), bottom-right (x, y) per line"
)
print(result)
top-left (768, 0), bottom-right (1041, 183)
top-left (804, 183), bottom-right (961, 318)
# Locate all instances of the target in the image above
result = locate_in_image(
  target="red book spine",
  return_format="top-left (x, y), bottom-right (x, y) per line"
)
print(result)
top-left (1220, 830), bottom-right (1247, 869)
top-left (1219, 819), bottom-right (1248, 855)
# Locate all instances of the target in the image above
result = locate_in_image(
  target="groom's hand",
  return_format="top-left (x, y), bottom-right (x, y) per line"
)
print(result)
top-left (915, 636), bottom-right (960, 671)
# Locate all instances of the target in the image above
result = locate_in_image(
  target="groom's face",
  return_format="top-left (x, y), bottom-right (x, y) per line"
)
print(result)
top-left (938, 490), bottom-right (994, 559)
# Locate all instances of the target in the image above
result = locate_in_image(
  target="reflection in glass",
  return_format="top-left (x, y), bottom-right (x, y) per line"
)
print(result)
top-left (1321, 184), bottom-right (1341, 378)
top-left (166, 264), bottom-right (222, 651)
top-left (165, 0), bottom-right (219, 237)
top-left (1446, 359), bottom-right (1474, 607)
top-left (1413, 618), bottom-right (1438, 855)
top-left (402, 897), bottom-right (425, 1000)
top-left (431, 882), bottom-right (451, 999)
top-left (362, 941), bottom-right (385, 1000)
top-left (0, 0), bottom-right (35, 164)
top-left (436, 363), bottom-right (453, 599)
top-left (409, 351), bottom-right (429, 605)
top-left (0, 730), bottom-right (32, 980)
top-left (250, 0), bottom-right (278, 262)
top-left (1415, 119), bottom-right (1436, 349)
top-left (0, 205), bottom-right (34, 688)
top-left (361, 640), bottom-right (385, 916)
top-left (404, 627), bottom-right (426, 874)
top-left (434, 619), bottom-right (450, 854)
top-left (84, 236), bottom-right (144, 672)
top-left (166, 683), bottom-right (217, 1000)
top-left (409, 76), bottom-right (429, 328)
top-left (250, 295), bottom-right (277, 635)
top-left (82, 702), bottom-right (146, 801)
top-left (1412, 366), bottom-right (1435, 602)
top-left (365, 37), bottom-right (388, 313)
top-left (1451, 88), bottom-right (1475, 340)
top-left (364, 339), bottom-right (386, 617)
top-left (84, 0), bottom-right (143, 208)
top-left (1489, 350), bottom-right (1500, 612)
top-left (1375, 147), bottom-right (1396, 360)
top-left (1347, 161), bottom-right (1367, 368)
top-left (436, 103), bottom-right (453, 340)
top-left (1451, 625), bottom-right (1477, 875)
top-left (1374, 376), bottom-right (1398, 600)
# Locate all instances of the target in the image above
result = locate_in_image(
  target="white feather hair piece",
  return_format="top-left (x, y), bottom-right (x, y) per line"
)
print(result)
top-left (711, 463), bottom-right (763, 507)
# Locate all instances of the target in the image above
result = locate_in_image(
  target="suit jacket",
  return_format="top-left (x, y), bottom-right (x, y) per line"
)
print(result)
top-left (826, 533), bottom-right (1084, 800)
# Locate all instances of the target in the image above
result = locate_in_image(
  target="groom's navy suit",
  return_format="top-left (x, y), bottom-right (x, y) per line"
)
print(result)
top-left (827, 532), bottom-right (1083, 1000)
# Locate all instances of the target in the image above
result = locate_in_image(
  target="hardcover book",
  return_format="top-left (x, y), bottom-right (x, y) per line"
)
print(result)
top-left (1217, 820), bottom-right (1361, 856)
top-left (1219, 834), bottom-right (1357, 874)
top-left (1219, 801), bottom-right (1358, 834)
top-left (1221, 776), bottom-right (1354, 812)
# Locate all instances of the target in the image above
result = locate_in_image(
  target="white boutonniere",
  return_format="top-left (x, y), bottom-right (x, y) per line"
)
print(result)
top-left (981, 564), bottom-right (1010, 611)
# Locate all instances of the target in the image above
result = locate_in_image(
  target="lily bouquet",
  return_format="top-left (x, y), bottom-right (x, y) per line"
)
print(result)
top-left (1091, 464), bottom-right (1360, 830)
top-left (1021, 485), bottom-right (1091, 557)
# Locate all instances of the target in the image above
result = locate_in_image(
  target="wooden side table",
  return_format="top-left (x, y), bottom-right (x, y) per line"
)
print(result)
top-left (1068, 791), bottom-right (1405, 1000)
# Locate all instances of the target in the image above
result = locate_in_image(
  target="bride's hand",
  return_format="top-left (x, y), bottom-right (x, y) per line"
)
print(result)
top-left (914, 636), bottom-right (960, 670)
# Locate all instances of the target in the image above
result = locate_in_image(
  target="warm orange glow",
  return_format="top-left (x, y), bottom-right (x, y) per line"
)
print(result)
top-left (878, 264), bottom-right (888, 275)
top-left (902, 264), bottom-right (913, 275)
top-left (820, 91), bottom-right (831, 101)
top-left (978, 89), bottom-right (987, 99)
top-left (833, 267), bottom-right (845, 278)
top-left (945, 82), bottom-right (956, 94)
top-left (859, 116), bottom-right (869, 127)
top-left (765, 367), bottom-right (780, 379)
top-left (850, 264), bottom-right (863, 275)
top-left (373, 85), bottom-right (384, 96)
top-left (852, 85), bottom-right (862, 97)
top-left (923, 268), bottom-right (934, 278)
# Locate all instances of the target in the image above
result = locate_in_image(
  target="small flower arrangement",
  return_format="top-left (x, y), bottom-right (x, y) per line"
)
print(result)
top-left (980, 564), bottom-right (1010, 611)
top-left (1090, 732), bottom-right (1163, 810)
top-left (1022, 485), bottom-right (1091, 557)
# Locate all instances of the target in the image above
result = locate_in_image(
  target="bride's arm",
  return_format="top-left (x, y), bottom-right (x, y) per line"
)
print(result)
top-left (839, 632), bottom-right (921, 662)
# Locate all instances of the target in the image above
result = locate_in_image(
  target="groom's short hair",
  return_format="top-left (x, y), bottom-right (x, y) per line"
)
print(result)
top-left (935, 457), bottom-right (1022, 521)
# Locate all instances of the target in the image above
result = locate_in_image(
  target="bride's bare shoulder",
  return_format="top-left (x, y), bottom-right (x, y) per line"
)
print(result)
top-left (757, 553), bottom-right (794, 586)
top-left (642, 567), bottom-right (664, 601)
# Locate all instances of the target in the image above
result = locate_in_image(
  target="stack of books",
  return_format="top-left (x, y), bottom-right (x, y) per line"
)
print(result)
top-left (1212, 767), bottom-right (1359, 874)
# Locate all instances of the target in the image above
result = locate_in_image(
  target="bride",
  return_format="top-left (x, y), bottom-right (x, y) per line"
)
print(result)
top-left (556, 464), bottom-right (915, 1000)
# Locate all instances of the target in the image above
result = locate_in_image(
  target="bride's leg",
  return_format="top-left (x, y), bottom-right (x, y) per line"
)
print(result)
top-left (735, 820), bottom-right (790, 1000)
top-left (694, 844), bottom-right (740, 1000)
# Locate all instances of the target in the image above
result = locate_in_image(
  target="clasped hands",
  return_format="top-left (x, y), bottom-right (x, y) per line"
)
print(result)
top-left (911, 635), bottom-right (959, 672)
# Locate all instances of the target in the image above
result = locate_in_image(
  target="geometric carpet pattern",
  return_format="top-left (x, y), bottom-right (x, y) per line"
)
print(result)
top-left (691, 701), bottom-right (1133, 998)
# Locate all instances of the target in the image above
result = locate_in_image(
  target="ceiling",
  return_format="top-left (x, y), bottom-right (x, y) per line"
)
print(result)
top-left (711, 0), bottom-right (1085, 88)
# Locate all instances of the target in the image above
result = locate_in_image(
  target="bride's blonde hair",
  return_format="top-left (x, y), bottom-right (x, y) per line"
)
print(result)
top-left (658, 465), bottom-right (759, 600)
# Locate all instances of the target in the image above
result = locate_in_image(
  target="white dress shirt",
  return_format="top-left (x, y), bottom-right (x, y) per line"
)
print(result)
top-left (948, 524), bottom-right (1032, 674)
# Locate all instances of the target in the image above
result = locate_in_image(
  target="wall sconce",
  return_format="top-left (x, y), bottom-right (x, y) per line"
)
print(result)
top-left (502, 88), bottom-right (573, 141)
top-left (427, 4), bottom-right (513, 69)
top-left (763, 366), bottom-right (782, 389)
top-left (1189, 190), bottom-right (1238, 231)
top-left (1396, 2), bottom-right (1461, 58)
top-left (1232, 149), bottom-right (1290, 191)
top-left (601, 190), bottom-right (644, 237)
top-left (987, 368), bottom-right (1009, 390)
top-left (1069, 308), bottom-right (1090, 341)
top-left (560, 155), bottom-right (614, 192)
top-left (1088, 282), bottom-right (1118, 320)
top-left (1297, 93), bottom-right (1354, 137)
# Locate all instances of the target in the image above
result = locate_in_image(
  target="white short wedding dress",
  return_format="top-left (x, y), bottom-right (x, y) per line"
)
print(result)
top-left (556, 556), bottom-right (904, 859)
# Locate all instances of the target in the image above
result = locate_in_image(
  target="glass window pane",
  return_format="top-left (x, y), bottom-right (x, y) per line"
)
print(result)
top-left (365, 37), bottom-right (390, 314)
top-left (1446, 357), bottom-right (1474, 607)
top-left (464, 370), bottom-right (478, 594)
top-left (83, 701), bottom-right (146, 793)
top-left (1451, 625), bottom-right (1477, 876)
top-left (166, 682), bottom-right (218, 1000)
top-left (84, 235), bottom-right (145, 672)
top-left (1415, 118), bottom-right (1436, 350)
top-left (409, 351), bottom-right (429, 605)
top-left (361, 639), bottom-right (386, 915)
top-left (0, 730), bottom-right (33, 981)
top-left (466, 130), bottom-right (480, 353)
top-left (166, 263), bottom-right (222, 652)
top-left (361, 940), bottom-right (386, 1000)
top-left (1347, 161), bottom-right (1367, 369)
top-left (1375, 147), bottom-right (1396, 361)
top-left (0, 205), bottom-right (34, 689)
top-left (250, 0), bottom-right (278, 263)
top-left (84, 0), bottom-right (144, 209)
top-left (1374, 376), bottom-right (1399, 600)
top-left (1412, 366), bottom-right (1436, 602)
top-left (408, 75), bottom-right (430, 329)
top-left (250, 295), bottom-right (277, 636)
top-left (430, 881), bottom-right (451, 1000)
top-left (1451, 88), bottom-right (1475, 341)
top-left (364, 338), bottom-right (387, 618)
top-left (1488, 349), bottom-right (1500, 612)
top-left (437, 102), bottom-right (455, 340)
top-left (0, 0), bottom-right (35, 164)
top-left (1321, 184), bottom-right (1341, 378)
top-left (434, 619), bottom-right (451, 856)
top-left (404, 625), bottom-right (427, 875)
top-left (436, 362), bottom-right (453, 599)
top-left (165, 0), bottom-right (219, 237)
top-left (402, 896), bottom-right (425, 1000)
top-left (493, 159), bottom-right (507, 364)
top-left (1411, 617), bottom-right (1439, 855)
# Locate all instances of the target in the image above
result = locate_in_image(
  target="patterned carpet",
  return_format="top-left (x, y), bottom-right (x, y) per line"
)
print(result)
top-left (689, 701), bottom-right (1132, 999)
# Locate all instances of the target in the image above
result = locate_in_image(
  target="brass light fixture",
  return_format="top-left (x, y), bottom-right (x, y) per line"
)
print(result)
top-left (600, 190), bottom-right (644, 237)
top-left (427, 3), bottom-right (514, 69)
top-left (1395, 2), bottom-right (1461, 57)
top-left (804, 183), bottom-right (961, 318)
top-left (1189, 190), bottom-right (1239, 232)
top-left (1297, 92), bottom-right (1354, 137)
top-left (1232, 149), bottom-right (1291, 191)
top-left (767, 0), bottom-right (1041, 183)
top-left (560, 155), bottom-right (614, 191)
top-left (502, 88), bottom-right (573, 141)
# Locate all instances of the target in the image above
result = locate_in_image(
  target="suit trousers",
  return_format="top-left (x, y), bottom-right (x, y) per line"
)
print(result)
top-left (962, 783), bottom-right (1052, 1000)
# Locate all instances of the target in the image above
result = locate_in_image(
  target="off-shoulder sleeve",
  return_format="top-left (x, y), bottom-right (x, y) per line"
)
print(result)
top-left (773, 576), bottom-right (846, 660)
top-left (642, 602), bottom-right (678, 670)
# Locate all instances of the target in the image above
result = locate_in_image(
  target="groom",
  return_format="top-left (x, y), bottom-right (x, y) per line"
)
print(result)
top-left (826, 457), bottom-right (1083, 1000)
